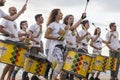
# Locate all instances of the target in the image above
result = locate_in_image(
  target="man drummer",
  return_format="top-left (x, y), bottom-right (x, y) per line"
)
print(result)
top-left (0, 0), bottom-right (26, 21)
top-left (0, 6), bottom-right (19, 80)
top-left (11, 20), bottom-right (29, 80)
top-left (21, 14), bottom-right (44, 80)
top-left (106, 23), bottom-right (120, 80)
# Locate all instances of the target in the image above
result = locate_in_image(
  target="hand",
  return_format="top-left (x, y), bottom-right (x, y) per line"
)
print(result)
top-left (9, 34), bottom-right (15, 38)
top-left (81, 13), bottom-right (86, 19)
top-left (85, 31), bottom-right (90, 36)
top-left (35, 41), bottom-right (39, 44)
top-left (21, 4), bottom-right (27, 13)
top-left (110, 33), bottom-right (113, 37)
top-left (111, 49), bottom-right (115, 52)
top-left (97, 47), bottom-right (102, 50)
top-left (57, 36), bottom-right (64, 41)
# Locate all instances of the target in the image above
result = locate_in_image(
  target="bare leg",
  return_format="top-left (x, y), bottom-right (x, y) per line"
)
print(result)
top-left (7, 65), bottom-right (15, 80)
top-left (52, 75), bottom-right (57, 80)
top-left (59, 71), bottom-right (67, 80)
top-left (0, 64), bottom-right (12, 80)
top-left (96, 72), bottom-right (100, 78)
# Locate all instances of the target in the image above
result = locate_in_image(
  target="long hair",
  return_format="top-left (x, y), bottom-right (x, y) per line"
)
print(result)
top-left (47, 9), bottom-right (60, 27)
top-left (63, 15), bottom-right (73, 26)
top-left (94, 27), bottom-right (100, 35)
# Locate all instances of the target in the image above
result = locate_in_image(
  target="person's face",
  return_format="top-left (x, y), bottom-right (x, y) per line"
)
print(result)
top-left (37, 16), bottom-right (44, 24)
top-left (111, 24), bottom-right (116, 31)
top-left (22, 22), bottom-right (28, 29)
top-left (67, 16), bottom-right (74, 25)
top-left (9, 7), bottom-right (17, 15)
top-left (0, 0), bottom-right (6, 6)
top-left (56, 10), bottom-right (63, 20)
top-left (97, 27), bottom-right (101, 33)
top-left (85, 22), bottom-right (90, 29)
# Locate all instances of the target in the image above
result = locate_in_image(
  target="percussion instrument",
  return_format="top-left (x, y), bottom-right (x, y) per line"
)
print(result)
top-left (0, 39), bottom-right (28, 67)
top-left (93, 55), bottom-right (107, 72)
top-left (24, 53), bottom-right (50, 76)
top-left (105, 57), bottom-right (117, 71)
top-left (63, 51), bottom-right (92, 77)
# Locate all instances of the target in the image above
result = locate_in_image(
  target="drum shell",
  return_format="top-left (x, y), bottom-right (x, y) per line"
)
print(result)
top-left (0, 40), bottom-right (27, 67)
top-left (93, 55), bottom-right (107, 72)
top-left (24, 57), bottom-right (48, 76)
top-left (63, 51), bottom-right (92, 77)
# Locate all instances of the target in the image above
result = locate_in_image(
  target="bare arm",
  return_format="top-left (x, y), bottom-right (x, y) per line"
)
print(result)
top-left (0, 25), bottom-right (15, 38)
top-left (70, 13), bottom-right (86, 30)
top-left (45, 28), bottom-right (58, 40)
top-left (3, 4), bottom-right (26, 21)
top-left (0, 25), bottom-right (9, 34)
top-left (90, 40), bottom-right (100, 50)
top-left (31, 25), bottom-right (42, 38)
top-left (18, 31), bottom-right (27, 41)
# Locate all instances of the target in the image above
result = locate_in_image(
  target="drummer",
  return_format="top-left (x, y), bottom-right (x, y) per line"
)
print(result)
top-left (90, 27), bottom-right (107, 80)
top-left (60, 13), bottom-right (86, 80)
top-left (77, 20), bottom-right (92, 79)
top-left (21, 14), bottom-right (44, 80)
top-left (0, 7), bottom-right (19, 80)
top-left (0, 0), bottom-right (26, 21)
top-left (11, 20), bottom-right (28, 80)
top-left (105, 23), bottom-right (120, 80)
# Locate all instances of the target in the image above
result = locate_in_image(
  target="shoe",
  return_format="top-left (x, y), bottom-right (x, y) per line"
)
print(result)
top-left (94, 77), bottom-right (100, 80)
top-left (89, 77), bottom-right (94, 80)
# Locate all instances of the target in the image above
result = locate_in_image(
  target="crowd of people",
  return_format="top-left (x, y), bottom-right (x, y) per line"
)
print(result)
top-left (0, 0), bottom-right (120, 80)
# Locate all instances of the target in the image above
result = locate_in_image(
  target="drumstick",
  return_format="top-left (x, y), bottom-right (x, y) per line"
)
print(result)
top-left (84, 0), bottom-right (90, 13)
top-left (92, 23), bottom-right (97, 28)
top-left (25, 0), bottom-right (28, 4)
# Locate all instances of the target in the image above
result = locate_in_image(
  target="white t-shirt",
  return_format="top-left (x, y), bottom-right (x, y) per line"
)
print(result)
top-left (0, 19), bottom-right (18, 41)
top-left (45, 39), bottom-right (51, 49)
top-left (78, 29), bottom-right (91, 49)
top-left (65, 30), bottom-right (77, 48)
top-left (106, 31), bottom-right (120, 50)
top-left (18, 30), bottom-right (26, 40)
top-left (48, 22), bottom-right (65, 45)
top-left (92, 35), bottom-right (102, 54)
top-left (29, 24), bottom-right (42, 47)
top-left (0, 9), bottom-right (7, 19)
top-left (47, 22), bottom-right (65, 62)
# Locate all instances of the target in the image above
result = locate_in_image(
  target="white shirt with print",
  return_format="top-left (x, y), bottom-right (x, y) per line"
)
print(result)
top-left (78, 29), bottom-right (91, 49)
top-left (48, 22), bottom-right (65, 62)
top-left (106, 31), bottom-right (120, 50)
top-left (29, 24), bottom-right (42, 47)
top-left (92, 35), bottom-right (102, 55)
top-left (0, 19), bottom-right (18, 41)
top-left (0, 9), bottom-right (7, 19)
top-left (19, 30), bottom-right (26, 38)
top-left (65, 30), bottom-right (77, 48)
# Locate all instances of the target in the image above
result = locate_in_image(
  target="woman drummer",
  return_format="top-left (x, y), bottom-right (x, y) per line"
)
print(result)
top-left (45, 8), bottom-right (65, 80)
top-left (90, 27), bottom-right (107, 80)
top-left (61, 13), bottom-right (86, 80)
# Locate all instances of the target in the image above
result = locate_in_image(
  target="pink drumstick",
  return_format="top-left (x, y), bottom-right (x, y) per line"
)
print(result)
top-left (25, 0), bottom-right (28, 4)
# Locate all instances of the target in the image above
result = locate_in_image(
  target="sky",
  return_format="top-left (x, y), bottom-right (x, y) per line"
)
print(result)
top-left (0, 0), bottom-right (120, 56)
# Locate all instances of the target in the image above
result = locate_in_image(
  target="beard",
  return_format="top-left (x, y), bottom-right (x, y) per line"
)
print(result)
top-left (0, 1), bottom-right (4, 6)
